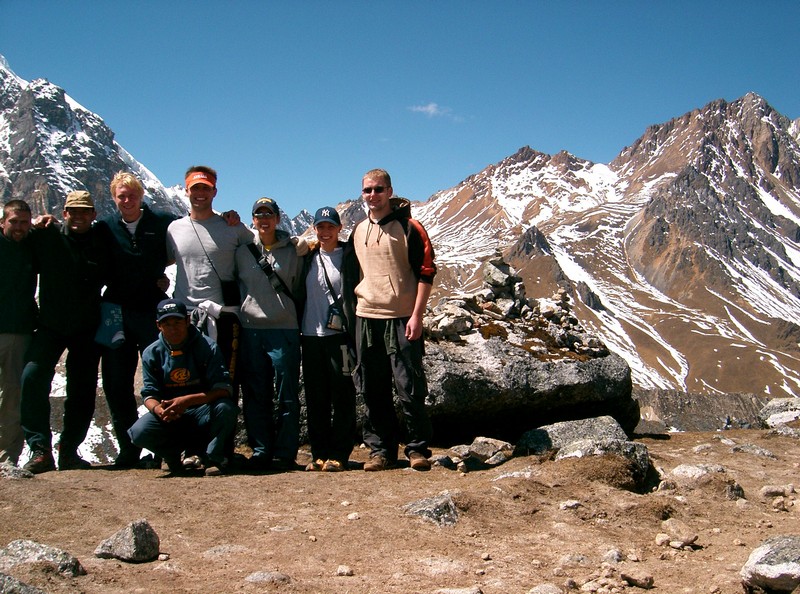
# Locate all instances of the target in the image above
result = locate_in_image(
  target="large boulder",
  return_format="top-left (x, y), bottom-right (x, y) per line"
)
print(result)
top-left (424, 336), bottom-right (637, 444)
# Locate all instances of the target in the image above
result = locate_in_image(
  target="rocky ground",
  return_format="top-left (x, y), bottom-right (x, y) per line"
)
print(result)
top-left (1, 426), bottom-right (798, 594)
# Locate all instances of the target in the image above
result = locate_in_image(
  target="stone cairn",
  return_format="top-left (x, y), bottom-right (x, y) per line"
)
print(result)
top-left (423, 250), bottom-right (608, 358)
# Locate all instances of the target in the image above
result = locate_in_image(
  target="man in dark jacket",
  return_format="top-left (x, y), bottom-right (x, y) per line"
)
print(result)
top-left (94, 172), bottom-right (178, 468)
top-left (21, 190), bottom-right (114, 473)
top-left (0, 200), bottom-right (37, 466)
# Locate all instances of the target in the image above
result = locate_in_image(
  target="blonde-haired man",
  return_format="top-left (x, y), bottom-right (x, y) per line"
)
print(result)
top-left (94, 171), bottom-right (179, 467)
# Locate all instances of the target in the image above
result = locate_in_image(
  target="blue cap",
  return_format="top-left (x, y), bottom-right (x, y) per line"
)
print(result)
top-left (156, 299), bottom-right (188, 322)
top-left (313, 206), bottom-right (341, 226)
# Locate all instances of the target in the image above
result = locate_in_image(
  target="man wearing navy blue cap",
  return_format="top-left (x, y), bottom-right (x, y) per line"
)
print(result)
top-left (234, 197), bottom-right (306, 470)
top-left (127, 298), bottom-right (238, 476)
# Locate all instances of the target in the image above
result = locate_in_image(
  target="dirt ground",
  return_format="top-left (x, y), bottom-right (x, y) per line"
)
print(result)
top-left (1, 429), bottom-right (799, 594)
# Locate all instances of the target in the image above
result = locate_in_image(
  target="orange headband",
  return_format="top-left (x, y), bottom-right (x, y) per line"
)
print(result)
top-left (185, 171), bottom-right (216, 188)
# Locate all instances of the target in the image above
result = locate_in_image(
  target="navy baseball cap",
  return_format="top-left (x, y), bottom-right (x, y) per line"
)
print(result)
top-left (252, 197), bottom-right (280, 216)
top-left (156, 299), bottom-right (188, 322)
top-left (313, 206), bottom-right (341, 226)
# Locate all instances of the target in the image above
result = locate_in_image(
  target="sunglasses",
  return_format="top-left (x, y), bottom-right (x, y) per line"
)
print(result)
top-left (253, 212), bottom-right (276, 219)
top-left (362, 186), bottom-right (385, 195)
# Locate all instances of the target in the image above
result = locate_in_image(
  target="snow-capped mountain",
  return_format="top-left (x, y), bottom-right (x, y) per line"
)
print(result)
top-left (414, 93), bottom-right (800, 397)
top-left (4, 51), bottom-right (799, 398)
top-left (0, 55), bottom-right (185, 217)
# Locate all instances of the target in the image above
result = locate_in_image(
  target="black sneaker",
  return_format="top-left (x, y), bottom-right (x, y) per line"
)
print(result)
top-left (271, 458), bottom-right (297, 471)
top-left (23, 450), bottom-right (56, 474)
top-left (113, 448), bottom-right (143, 469)
top-left (58, 452), bottom-right (91, 471)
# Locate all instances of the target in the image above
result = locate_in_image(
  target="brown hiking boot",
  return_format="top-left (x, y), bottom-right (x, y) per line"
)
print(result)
top-left (23, 450), bottom-right (56, 474)
top-left (364, 454), bottom-right (392, 472)
top-left (305, 459), bottom-right (324, 471)
top-left (323, 459), bottom-right (345, 472)
top-left (408, 451), bottom-right (431, 471)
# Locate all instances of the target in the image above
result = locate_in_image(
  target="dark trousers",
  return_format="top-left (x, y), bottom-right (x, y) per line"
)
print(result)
top-left (356, 317), bottom-right (432, 462)
top-left (128, 398), bottom-right (239, 465)
top-left (101, 308), bottom-right (159, 456)
top-left (215, 311), bottom-right (242, 396)
top-left (20, 326), bottom-right (100, 454)
top-left (302, 334), bottom-right (357, 464)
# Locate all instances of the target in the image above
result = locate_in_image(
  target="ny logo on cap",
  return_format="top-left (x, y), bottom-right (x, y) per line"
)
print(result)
top-left (321, 209), bottom-right (331, 217)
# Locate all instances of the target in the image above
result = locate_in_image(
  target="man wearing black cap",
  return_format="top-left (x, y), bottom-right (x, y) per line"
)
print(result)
top-left (21, 190), bottom-right (115, 473)
top-left (234, 197), bottom-right (306, 470)
top-left (127, 299), bottom-right (238, 476)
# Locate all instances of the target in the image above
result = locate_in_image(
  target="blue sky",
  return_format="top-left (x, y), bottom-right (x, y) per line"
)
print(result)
top-left (2, 1), bottom-right (799, 219)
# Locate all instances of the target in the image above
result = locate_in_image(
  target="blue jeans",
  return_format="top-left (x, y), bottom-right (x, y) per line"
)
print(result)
top-left (101, 307), bottom-right (160, 456)
top-left (239, 328), bottom-right (301, 460)
top-left (20, 326), bottom-right (100, 454)
top-left (128, 399), bottom-right (239, 465)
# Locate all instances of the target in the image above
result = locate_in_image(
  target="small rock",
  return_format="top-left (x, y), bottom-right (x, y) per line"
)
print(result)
top-left (527, 584), bottom-right (563, 594)
top-left (731, 443), bottom-right (776, 459)
top-left (760, 485), bottom-right (792, 498)
top-left (560, 500), bottom-right (582, 510)
top-left (772, 497), bottom-right (790, 512)
top-left (0, 539), bottom-right (85, 576)
top-left (245, 571), bottom-right (291, 584)
top-left (0, 573), bottom-right (47, 594)
top-left (724, 483), bottom-right (746, 500)
top-left (94, 518), bottom-right (160, 563)
top-left (336, 564), bottom-right (353, 576)
top-left (602, 549), bottom-right (623, 564)
top-left (740, 535), bottom-right (800, 593)
top-left (621, 569), bottom-right (654, 589)
top-left (347, 512), bottom-right (360, 520)
top-left (403, 492), bottom-right (460, 527)
top-left (661, 518), bottom-right (698, 547)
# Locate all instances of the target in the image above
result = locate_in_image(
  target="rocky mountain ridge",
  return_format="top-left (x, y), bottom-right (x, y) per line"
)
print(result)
top-left (406, 93), bottom-right (800, 398)
top-left (0, 55), bottom-right (185, 218)
top-left (3, 52), bottom-right (800, 399)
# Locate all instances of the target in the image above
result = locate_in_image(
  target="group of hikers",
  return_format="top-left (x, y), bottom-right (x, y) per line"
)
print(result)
top-left (0, 166), bottom-right (437, 476)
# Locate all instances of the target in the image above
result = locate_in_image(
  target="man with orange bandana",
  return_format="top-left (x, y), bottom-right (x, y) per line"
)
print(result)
top-left (351, 168), bottom-right (437, 472)
top-left (166, 165), bottom-right (253, 390)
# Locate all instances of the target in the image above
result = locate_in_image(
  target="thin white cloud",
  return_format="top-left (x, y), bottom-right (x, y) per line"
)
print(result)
top-left (408, 102), bottom-right (462, 122)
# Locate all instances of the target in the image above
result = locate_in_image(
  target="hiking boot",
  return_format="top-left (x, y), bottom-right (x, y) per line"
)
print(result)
top-left (364, 454), bottom-right (392, 472)
top-left (113, 448), bottom-right (143, 469)
top-left (204, 464), bottom-right (223, 477)
top-left (247, 455), bottom-right (272, 471)
top-left (23, 450), bottom-right (56, 474)
top-left (272, 458), bottom-right (297, 471)
top-left (305, 458), bottom-right (324, 471)
top-left (58, 452), bottom-right (91, 471)
top-left (323, 459), bottom-right (345, 472)
top-left (408, 451), bottom-right (431, 471)
top-left (182, 455), bottom-right (203, 470)
top-left (163, 456), bottom-right (185, 474)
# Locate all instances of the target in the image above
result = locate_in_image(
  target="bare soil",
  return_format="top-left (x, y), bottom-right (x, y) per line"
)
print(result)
top-left (1, 429), bottom-right (799, 594)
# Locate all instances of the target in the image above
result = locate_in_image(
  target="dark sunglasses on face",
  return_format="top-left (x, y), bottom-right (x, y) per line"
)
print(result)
top-left (362, 186), bottom-right (385, 195)
top-left (253, 212), bottom-right (276, 219)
